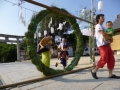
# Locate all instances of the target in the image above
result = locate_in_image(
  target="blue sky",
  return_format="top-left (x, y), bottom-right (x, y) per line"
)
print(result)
top-left (0, 0), bottom-right (120, 36)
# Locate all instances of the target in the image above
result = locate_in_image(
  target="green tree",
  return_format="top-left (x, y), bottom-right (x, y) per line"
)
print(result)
top-left (0, 44), bottom-right (17, 63)
top-left (20, 37), bottom-right (27, 50)
top-left (63, 33), bottom-right (88, 51)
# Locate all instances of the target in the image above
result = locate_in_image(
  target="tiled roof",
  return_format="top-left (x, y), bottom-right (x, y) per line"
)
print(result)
top-left (113, 17), bottom-right (120, 29)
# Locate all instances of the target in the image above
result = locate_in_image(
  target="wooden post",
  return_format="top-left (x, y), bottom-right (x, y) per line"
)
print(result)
top-left (91, 0), bottom-right (95, 67)
top-left (17, 38), bottom-right (20, 61)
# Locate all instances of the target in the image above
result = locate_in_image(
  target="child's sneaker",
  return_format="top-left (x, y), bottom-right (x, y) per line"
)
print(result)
top-left (55, 62), bottom-right (58, 67)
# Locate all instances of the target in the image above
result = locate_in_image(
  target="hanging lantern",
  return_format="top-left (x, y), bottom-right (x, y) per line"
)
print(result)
top-left (34, 33), bottom-right (36, 39)
top-left (44, 30), bottom-right (47, 36)
top-left (98, 0), bottom-right (103, 11)
top-left (51, 27), bottom-right (54, 33)
top-left (38, 32), bottom-right (41, 37)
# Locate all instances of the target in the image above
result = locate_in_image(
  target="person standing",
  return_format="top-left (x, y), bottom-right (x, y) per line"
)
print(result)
top-left (39, 32), bottom-right (52, 67)
top-left (91, 14), bottom-right (120, 79)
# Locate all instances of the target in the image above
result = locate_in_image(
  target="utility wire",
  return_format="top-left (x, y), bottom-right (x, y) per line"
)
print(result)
top-left (4, 0), bottom-right (38, 13)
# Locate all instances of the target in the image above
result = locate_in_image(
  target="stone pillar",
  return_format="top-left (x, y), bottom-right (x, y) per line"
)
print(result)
top-left (17, 38), bottom-right (20, 61)
top-left (5, 37), bottom-right (8, 42)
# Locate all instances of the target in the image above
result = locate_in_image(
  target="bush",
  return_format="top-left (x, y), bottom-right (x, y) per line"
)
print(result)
top-left (0, 43), bottom-right (17, 63)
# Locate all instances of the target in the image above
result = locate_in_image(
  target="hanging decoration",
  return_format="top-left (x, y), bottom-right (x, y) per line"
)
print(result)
top-left (48, 17), bottom-right (52, 28)
top-left (34, 33), bottom-right (36, 39)
top-left (19, 10), bottom-right (22, 19)
top-left (44, 30), bottom-right (47, 36)
top-left (98, 0), bottom-right (103, 11)
top-left (57, 23), bottom-right (63, 30)
top-left (51, 27), bottom-right (54, 33)
top-left (38, 32), bottom-right (41, 37)
top-left (63, 21), bottom-right (66, 25)
top-left (82, 7), bottom-right (86, 19)
top-left (18, 0), bottom-right (26, 26)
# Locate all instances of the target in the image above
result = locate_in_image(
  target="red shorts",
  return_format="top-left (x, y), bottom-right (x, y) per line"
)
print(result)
top-left (97, 44), bottom-right (115, 69)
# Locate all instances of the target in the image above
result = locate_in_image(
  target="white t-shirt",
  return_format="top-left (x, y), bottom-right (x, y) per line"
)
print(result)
top-left (58, 43), bottom-right (64, 50)
top-left (94, 24), bottom-right (107, 47)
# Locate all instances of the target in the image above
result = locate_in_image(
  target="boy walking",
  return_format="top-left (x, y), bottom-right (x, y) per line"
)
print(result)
top-left (55, 45), bottom-right (69, 69)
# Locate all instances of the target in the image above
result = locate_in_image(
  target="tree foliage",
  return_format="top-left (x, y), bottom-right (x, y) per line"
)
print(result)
top-left (20, 38), bottom-right (27, 50)
top-left (0, 43), bottom-right (17, 63)
top-left (63, 33), bottom-right (89, 51)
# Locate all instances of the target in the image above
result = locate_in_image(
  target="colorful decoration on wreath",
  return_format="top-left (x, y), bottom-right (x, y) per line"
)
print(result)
top-left (51, 27), bottom-right (54, 33)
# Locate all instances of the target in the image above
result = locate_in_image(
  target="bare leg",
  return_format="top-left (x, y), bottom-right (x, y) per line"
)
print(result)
top-left (92, 66), bottom-right (99, 73)
top-left (91, 66), bottom-right (99, 79)
top-left (108, 69), bottom-right (113, 77)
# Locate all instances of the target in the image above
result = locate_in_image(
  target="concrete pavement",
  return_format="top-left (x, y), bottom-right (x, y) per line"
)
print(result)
top-left (0, 55), bottom-right (120, 90)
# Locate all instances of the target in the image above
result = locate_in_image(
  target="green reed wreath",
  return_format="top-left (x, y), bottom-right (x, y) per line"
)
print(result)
top-left (25, 7), bottom-right (84, 76)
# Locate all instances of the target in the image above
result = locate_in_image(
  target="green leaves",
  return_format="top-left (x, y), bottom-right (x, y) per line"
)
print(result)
top-left (0, 44), bottom-right (17, 63)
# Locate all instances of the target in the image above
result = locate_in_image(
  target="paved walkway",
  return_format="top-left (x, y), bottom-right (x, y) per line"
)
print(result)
top-left (0, 55), bottom-right (120, 90)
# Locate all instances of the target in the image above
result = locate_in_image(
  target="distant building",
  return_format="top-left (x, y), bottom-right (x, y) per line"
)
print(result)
top-left (113, 14), bottom-right (120, 35)
top-left (112, 14), bottom-right (120, 55)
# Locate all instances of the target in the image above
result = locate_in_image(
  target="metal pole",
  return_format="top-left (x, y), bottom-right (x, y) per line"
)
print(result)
top-left (91, 0), bottom-right (95, 66)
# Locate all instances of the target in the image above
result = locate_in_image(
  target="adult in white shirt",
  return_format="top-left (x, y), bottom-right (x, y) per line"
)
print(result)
top-left (91, 14), bottom-right (120, 79)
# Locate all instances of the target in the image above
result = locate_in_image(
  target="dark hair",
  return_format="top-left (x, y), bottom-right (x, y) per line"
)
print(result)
top-left (63, 45), bottom-right (68, 49)
top-left (106, 21), bottom-right (113, 24)
top-left (96, 14), bottom-right (104, 24)
top-left (46, 32), bottom-right (52, 36)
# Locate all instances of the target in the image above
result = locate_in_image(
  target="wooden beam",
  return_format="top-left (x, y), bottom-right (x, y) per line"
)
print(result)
top-left (25, 0), bottom-right (94, 24)
top-left (0, 66), bottom-right (93, 89)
